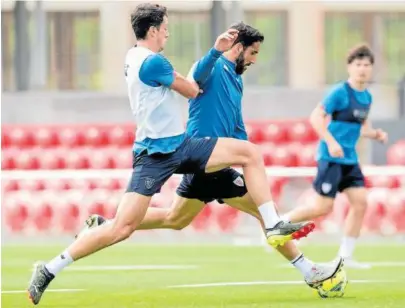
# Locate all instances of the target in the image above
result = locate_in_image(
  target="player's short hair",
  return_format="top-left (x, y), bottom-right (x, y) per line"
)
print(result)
top-left (229, 22), bottom-right (264, 48)
top-left (131, 3), bottom-right (167, 40)
top-left (347, 44), bottom-right (375, 65)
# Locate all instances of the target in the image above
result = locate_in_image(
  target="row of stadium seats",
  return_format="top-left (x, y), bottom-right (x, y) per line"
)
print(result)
top-left (3, 175), bottom-right (405, 193)
top-left (1, 121), bottom-right (317, 149)
top-left (1, 143), bottom-right (318, 169)
top-left (3, 187), bottom-right (405, 234)
top-left (2, 124), bottom-right (405, 169)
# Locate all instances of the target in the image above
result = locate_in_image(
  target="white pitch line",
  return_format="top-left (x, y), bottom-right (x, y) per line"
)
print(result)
top-left (280, 261), bottom-right (405, 268)
top-left (167, 280), bottom-right (396, 289)
top-left (2, 289), bottom-right (85, 294)
top-left (66, 265), bottom-right (198, 271)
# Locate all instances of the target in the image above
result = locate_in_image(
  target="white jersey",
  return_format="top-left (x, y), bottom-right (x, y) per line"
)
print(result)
top-left (124, 46), bottom-right (185, 142)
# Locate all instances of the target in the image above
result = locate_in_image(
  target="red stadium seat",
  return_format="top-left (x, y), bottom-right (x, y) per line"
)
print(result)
top-left (19, 179), bottom-right (46, 191)
top-left (108, 125), bottom-right (135, 147)
top-left (262, 122), bottom-right (288, 144)
top-left (87, 150), bottom-right (114, 169)
top-left (3, 179), bottom-right (20, 192)
top-left (39, 150), bottom-right (66, 169)
top-left (32, 197), bottom-right (54, 231)
top-left (365, 175), bottom-right (400, 189)
top-left (296, 143), bottom-right (317, 167)
top-left (1, 127), bottom-right (11, 148)
top-left (364, 188), bottom-right (388, 233)
top-left (191, 205), bottom-right (213, 231)
top-left (113, 148), bottom-right (133, 169)
top-left (271, 146), bottom-right (297, 167)
top-left (58, 127), bottom-right (85, 148)
top-left (84, 126), bottom-right (108, 147)
top-left (9, 127), bottom-right (34, 148)
top-left (287, 121), bottom-right (317, 144)
top-left (216, 206), bottom-right (240, 232)
top-left (14, 151), bottom-right (40, 170)
top-left (64, 150), bottom-right (89, 169)
top-left (386, 190), bottom-right (405, 232)
top-left (387, 141), bottom-right (405, 165)
top-left (34, 127), bottom-right (59, 148)
top-left (245, 122), bottom-right (264, 144)
top-left (4, 194), bottom-right (30, 232)
top-left (258, 143), bottom-right (274, 166)
top-left (2, 149), bottom-right (16, 170)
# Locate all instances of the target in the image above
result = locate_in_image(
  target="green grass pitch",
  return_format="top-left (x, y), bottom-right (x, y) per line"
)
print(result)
top-left (2, 244), bottom-right (405, 307)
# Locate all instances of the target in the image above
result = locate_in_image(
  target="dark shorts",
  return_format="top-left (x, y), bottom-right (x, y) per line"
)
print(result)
top-left (313, 160), bottom-right (365, 198)
top-left (176, 168), bottom-right (248, 204)
top-left (126, 137), bottom-right (218, 196)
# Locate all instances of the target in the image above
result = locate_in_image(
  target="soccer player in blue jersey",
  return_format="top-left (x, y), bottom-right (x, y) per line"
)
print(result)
top-left (282, 44), bottom-right (388, 269)
top-left (79, 22), bottom-right (343, 287)
top-left (27, 4), bottom-right (314, 304)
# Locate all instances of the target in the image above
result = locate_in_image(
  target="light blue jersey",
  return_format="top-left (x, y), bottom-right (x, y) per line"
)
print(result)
top-left (186, 48), bottom-right (248, 141)
top-left (317, 82), bottom-right (372, 165)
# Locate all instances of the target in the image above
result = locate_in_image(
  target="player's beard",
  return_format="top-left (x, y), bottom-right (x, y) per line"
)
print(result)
top-left (235, 52), bottom-right (245, 75)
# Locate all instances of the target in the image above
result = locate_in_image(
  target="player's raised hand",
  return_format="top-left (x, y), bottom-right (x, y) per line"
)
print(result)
top-left (214, 29), bottom-right (239, 52)
top-left (375, 128), bottom-right (388, 144)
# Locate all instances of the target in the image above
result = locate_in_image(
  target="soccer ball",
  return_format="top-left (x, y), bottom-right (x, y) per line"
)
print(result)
top-left (316, 269), bottom-right (348, 298)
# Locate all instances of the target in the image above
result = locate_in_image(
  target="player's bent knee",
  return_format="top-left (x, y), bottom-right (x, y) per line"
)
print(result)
top-left (109, 222), bottom-right (135, 243)
top-left (165, 215), bottom-right (191, 230)
top-left (241, 142), bottom-right (262, 166)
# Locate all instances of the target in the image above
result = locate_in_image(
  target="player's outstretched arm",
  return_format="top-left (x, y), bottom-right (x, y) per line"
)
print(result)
top-left (171, 71), bottom-right (201, 99)
top-left (193, 29), bottom-right (239, 86)
top-left (139, 53), bottom-right (200, 99)
top-left (361, 120), bottom-right (388, 143)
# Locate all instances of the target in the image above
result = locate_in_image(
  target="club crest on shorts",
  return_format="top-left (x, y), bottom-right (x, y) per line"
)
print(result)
top-left (321, 182), bottom-right (332, 194)
top-left (145, 177), bottom-right (155, 190)
top-left (233, 176), bottom-right (244, 187)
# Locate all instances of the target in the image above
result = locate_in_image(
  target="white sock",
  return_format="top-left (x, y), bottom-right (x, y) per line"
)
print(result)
top-left (339, 236), bottom-right (357, 259)
top-left (258, 201), bottom-right (281, 229)
top-left (280, 213), bottom-right (290, 222)
top-left (291, 253), bottom-right (314, 276)
top-left (45, 250), bottom-right (74, 276)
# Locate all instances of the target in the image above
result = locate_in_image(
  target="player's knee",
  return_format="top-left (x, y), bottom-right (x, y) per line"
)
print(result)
top-left (110, 222), bottom-right (135, 243)
top-left (165, 214), bottom-right (190, 230)
top-left (351, 200), bottom-right (367, 213)
top-left (241, 142), bottom-right (263, 166)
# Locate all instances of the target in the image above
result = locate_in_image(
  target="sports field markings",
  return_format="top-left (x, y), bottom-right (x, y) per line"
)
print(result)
top-left (65, 265), bottom-right (198, 271)
top-left (279, 261), bottom-right (405, 268)
top-left (167, 280), bottom-right (396, 289)
top-left (2, 289), bottom-right (85, 294)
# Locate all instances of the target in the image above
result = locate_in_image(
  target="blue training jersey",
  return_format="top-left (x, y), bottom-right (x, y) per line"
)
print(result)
top-left (317, 81), bottom-right (372, 165)
top-left (185, 48), bottom-right (248, 141)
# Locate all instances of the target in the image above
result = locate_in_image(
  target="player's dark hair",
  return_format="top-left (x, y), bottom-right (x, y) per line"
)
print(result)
top-left (229, 22), bottom-right (264, 48)
top-left (131, 3), bottom-right (167, 40)
top-left (347, 44), bottom-right (374, 65)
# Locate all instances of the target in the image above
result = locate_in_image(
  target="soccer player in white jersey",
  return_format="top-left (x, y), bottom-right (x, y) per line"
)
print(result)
top-left (27, 4), bottom-right (315, 304)
top-left (79, 22), bottom-right (343, 288)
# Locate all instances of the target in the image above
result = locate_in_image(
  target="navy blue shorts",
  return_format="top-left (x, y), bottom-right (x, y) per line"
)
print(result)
top-left (313, 160), bottom-right (365, 198)
top-left (176, 168), bottom-right (248, 203)
top-left (126, 137), bottom-right (218, 196)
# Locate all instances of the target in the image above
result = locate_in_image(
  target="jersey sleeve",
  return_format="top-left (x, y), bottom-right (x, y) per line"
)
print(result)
top-left (192, 48), bottom-right (223, 86)
top-left (139, 54), bottom-right (175, 87)
top-left (321, 85), bottom-right (347, 114)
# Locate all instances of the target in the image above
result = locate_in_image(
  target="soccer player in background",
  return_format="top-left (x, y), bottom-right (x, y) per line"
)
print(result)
top-left (281, 44), bottom-right (388, 269)
top-left (79, 22), bottom-right (343, 287)
top-left (27, 4), bottom-right (313, 305)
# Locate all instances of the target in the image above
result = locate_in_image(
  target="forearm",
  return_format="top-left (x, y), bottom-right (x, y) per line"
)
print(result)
top-left (171, 72), bottom-right (200, 99)
top-left (310, 110), bottom-right (336, 144)
top-left (361, 125), bottom-right (378, 139)
top-left (193, 48), bottom-right (222, 84)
